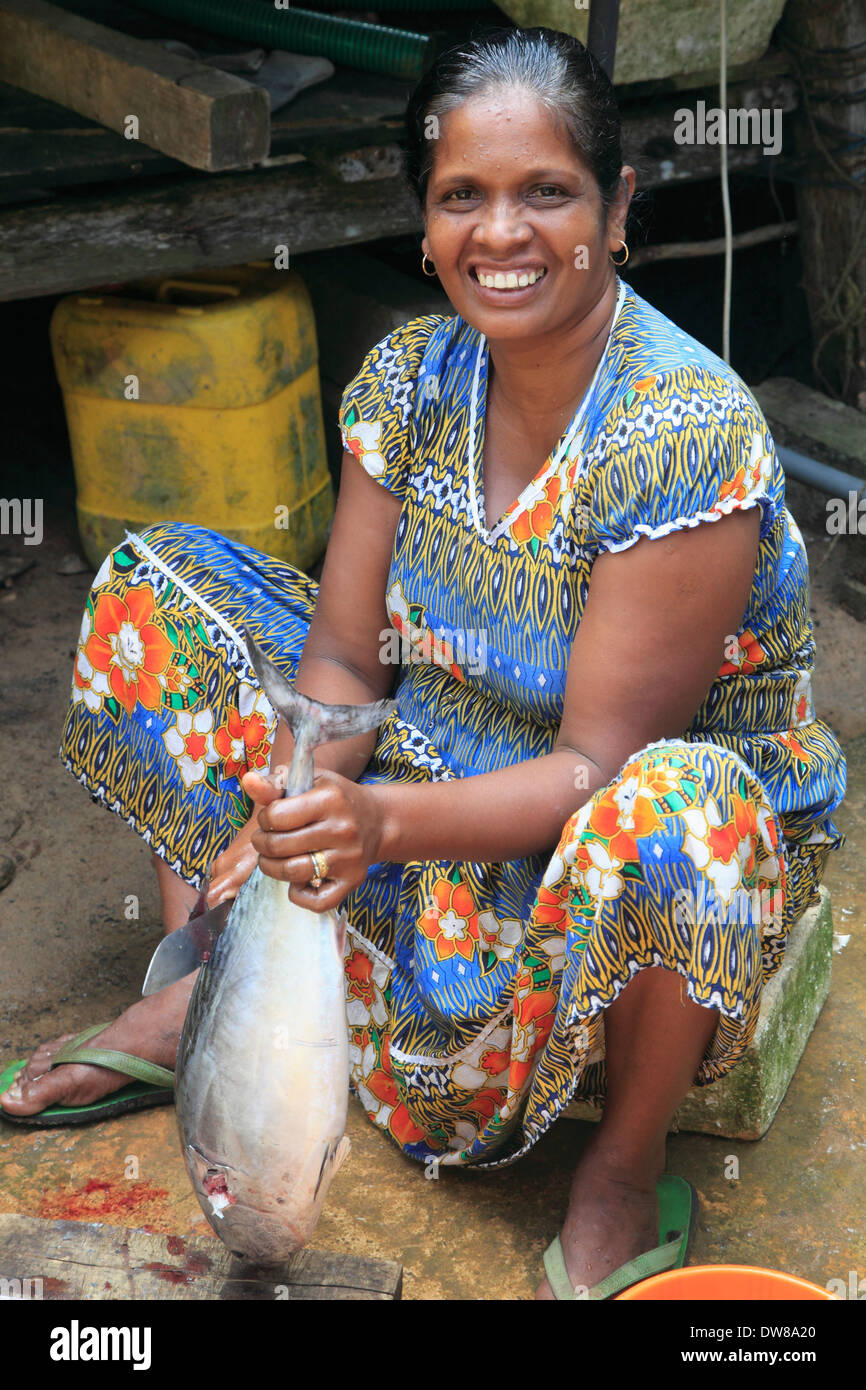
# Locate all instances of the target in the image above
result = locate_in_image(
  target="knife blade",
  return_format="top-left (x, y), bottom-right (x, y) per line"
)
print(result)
top-left (141, 891), bottom-right (233, 996)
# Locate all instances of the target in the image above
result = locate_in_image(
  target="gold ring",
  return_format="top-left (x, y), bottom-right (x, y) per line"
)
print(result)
top-left (309, 850), bottom-right (329, 887)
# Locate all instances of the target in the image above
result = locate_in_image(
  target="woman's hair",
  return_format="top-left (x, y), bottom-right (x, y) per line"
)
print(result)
top-left (404, 26), bottom-right (625, 216)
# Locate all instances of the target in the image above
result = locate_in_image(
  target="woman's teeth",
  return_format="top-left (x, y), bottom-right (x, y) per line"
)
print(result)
top-left (475, 268), bottom-right (547, 289)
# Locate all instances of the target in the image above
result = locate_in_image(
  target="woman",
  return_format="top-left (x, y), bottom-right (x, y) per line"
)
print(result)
top-left (1, 27), bottom-right (846, 1299)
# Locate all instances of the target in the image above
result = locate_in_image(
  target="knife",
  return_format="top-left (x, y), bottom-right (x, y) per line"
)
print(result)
top-left (141, 885), bottom-right (233, 996)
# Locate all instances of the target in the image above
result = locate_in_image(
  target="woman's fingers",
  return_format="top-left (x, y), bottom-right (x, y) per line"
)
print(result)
top-left (241, 766), bottom-right (288, 806)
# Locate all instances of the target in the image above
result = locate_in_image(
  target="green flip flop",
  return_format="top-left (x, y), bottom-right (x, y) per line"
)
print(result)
top-left (0, 1023), bottom-right (175, 1128)
top-left (543, 1173), bottom-right (697, 1300)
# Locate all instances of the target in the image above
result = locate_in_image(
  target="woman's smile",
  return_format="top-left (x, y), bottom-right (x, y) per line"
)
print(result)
top-left (469, 263), bottom-right (549, 302)
top-left (422, 89), bottom-right (619, 341)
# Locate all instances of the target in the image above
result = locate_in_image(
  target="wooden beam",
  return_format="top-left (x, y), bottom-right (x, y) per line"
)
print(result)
top-left (0, 161), bottom-right (422, 301)
top-left (0, 1214), bottom-right (403, 1300)
top-left (629, 220), bottom-right (798, 267)
top-left (0, 0), bottom-right (270, 172)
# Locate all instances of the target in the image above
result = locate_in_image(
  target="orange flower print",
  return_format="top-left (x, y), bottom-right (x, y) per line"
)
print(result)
top-left (345, 949), bottom-right (375, 1008)
top-left (389, 1103), bottom-right (428, 1148)
top-left (213, 684), bottom-right (273, 779)
top-left (776, 731), bottom-right (811, 764)
top-left (452, 1026), bottom-right (511, 1090)
top-left (386, 580), bottom-right (467, 683)
top-left (718, 466), bottom-right (750, 505)
top-left (84, 588), bottom-right (173, 715)
top-left (529, 883), bottom-right (570, 934)
top-left (719, 629), bottom-right (767, 677)
top-left (510, 472), bottom-right (562, 547)
top-left (419, 877), bottom-right (480, 961)
top-left (718, 432), bottom-right (772, 508)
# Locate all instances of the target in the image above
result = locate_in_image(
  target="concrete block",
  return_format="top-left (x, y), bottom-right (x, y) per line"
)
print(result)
top-left (563, 887), bottom-right (834, 1140)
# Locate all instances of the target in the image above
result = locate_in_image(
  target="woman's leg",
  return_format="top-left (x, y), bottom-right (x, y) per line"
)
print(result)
top-left (527, 738), bottom-right (788, 1298)
top-left (0, 967), bottom-right (200, 1116)
top-left (2, 524), bottom-right (318, 1117)
top-left (536, 968), bottom-right (718, 1298)
top-left (154, 853), bottom-right (199, 934)
top-left (0, 855), bottom-right (201, 1115)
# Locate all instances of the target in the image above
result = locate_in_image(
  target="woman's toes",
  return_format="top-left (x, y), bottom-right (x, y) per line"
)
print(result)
top-left (16, 1034), bottom-right (78, 1086)
top-left (1, 1068), bottom-right (74, 1115)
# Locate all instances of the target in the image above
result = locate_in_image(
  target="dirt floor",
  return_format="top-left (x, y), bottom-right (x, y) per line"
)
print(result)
top-left (0, 499), bottom-right (864, 1301)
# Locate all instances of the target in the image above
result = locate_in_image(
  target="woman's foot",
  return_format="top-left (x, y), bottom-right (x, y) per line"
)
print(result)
top-left (535, 1136), bottom-right (665, 1299)
top-left (0, 971), bottom-right (197, 1118)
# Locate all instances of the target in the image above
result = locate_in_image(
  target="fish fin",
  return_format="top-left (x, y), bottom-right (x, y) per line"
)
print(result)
top-left (313, 1134), bottom-right (351, 1200)
top-left (242, 628), bottom-right (396, 748)
top-left (332, 1133), bottom-right (351, 1176)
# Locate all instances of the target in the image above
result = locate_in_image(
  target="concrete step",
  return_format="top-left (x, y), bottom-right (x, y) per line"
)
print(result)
top-left (563, 886), bottom-right (833, 1140)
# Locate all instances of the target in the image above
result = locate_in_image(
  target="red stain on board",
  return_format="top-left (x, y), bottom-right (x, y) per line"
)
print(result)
top-left (41, 1277), bottom-right (69, 1296)
top-left (144, 1262), bottom-right (190, 1287)
top-left (166, 1235), bottom-right (186, 1256)
top-left (37, 1177), bottom-right (170, 1224)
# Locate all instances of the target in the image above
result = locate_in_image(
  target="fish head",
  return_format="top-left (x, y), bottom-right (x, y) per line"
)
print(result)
top-left (184, 1139), bottom-right (350, 1266)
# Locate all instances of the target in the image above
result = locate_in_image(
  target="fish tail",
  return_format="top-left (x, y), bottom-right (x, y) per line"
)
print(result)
top-left (242, 628), bottom-right (397, 796)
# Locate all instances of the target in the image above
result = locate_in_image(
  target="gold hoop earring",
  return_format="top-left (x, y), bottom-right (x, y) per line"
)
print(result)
top-left (609, 240), bottom-right (629, 266)
top-left (421, 252), bottom-right (437, 278)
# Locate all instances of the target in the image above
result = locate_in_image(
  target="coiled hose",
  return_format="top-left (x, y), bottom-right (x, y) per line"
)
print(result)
top-left (132, 0), bottom-right (433, 81)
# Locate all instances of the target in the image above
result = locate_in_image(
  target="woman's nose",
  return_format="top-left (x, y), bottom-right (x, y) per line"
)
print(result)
top-left (471, 198), bottom-right (533, 249)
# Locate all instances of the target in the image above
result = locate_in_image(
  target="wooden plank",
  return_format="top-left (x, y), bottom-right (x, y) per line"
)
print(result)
top-left (0, 0), bottom-right (269, 172)
top-left (0, 69), bottom-right (410, 197)
top-left (0, 59), bottom-right (797, 199)
top-left (0, 1214), bottom-right (402, 1300)
top-left (0, 161), bottom-right (422, 301)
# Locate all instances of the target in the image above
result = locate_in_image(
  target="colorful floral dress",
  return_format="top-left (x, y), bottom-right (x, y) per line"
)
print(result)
top-left (61, 275), bottom-right (846, 1169)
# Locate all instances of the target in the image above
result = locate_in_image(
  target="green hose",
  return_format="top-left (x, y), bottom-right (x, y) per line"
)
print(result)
top-left (287, 0), bottom-right (494, 9)
top-left (132, 0), bottom-right (432, 81)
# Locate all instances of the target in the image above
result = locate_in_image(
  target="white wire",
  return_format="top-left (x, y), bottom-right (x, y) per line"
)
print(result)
top-left (720, 0), bottom-right (733, 363)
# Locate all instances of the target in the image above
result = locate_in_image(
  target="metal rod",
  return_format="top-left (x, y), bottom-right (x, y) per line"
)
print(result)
top-left (587, 0), bottom-right (620, 81)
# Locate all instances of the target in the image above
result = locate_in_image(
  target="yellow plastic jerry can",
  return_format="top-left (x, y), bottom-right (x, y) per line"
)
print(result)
top-left (49, 264), bottom-right (334, 573)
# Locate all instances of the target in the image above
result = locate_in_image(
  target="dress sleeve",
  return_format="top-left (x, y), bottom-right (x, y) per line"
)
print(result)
top-left (584, 367), bottom-right (782, 554)
top-left (338, 314), bottom-right (445, 501)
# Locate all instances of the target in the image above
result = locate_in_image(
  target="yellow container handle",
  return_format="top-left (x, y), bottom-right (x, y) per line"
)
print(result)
top-left (154, 280), bottom-right (242, 304)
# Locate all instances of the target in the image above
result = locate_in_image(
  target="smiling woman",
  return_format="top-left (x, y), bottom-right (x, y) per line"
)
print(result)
top-left (1, 25), bottom-right (847, 1303)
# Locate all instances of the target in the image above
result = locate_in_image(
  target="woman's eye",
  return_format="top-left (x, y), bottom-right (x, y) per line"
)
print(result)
top-left (531, 184), bottom-right (564, 198)
top-left (443, 187), bottom-right (477, 202)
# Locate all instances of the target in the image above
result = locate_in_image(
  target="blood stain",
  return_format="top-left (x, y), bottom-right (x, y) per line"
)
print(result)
top-left (144, 1262), bottom-right (190, 1286)
top-left (37, 1176), bottom-right (170, 1223)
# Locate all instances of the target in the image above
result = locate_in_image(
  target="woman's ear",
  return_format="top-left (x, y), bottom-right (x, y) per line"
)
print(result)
top-left (608, 165), bottom-right (636, 249)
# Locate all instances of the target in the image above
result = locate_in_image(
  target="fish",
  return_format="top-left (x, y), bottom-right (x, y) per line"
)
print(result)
top-left (174, 629), bottom-right (396, 1264)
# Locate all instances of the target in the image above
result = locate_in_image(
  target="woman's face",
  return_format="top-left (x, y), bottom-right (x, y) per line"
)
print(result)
top-left (421, 87), bottom-right (633, 341)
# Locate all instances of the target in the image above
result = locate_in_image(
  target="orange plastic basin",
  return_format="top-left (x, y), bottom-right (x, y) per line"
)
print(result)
top-left (616, 1265), bottom-right (834, 1300)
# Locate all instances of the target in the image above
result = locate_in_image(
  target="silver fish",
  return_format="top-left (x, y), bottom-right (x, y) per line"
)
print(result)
top-left (175, 630), bottom-right (396, 1264)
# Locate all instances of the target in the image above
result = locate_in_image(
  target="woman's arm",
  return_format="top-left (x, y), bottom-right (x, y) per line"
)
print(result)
top-left (370, 507), bottom-right (762, 864)
top-left (207, 448), bottom-right (402, 904)
top-left (268, 447), bottom-right (403, 782)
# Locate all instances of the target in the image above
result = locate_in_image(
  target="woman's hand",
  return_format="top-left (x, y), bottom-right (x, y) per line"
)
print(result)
top-left (205, 767), bottom-right (287, 908)
top-left (246, 767), bottom-right (386, 914)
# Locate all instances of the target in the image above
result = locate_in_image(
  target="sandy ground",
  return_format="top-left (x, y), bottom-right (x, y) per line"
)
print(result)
top-left (0, 498), bottom-right (864, 1299)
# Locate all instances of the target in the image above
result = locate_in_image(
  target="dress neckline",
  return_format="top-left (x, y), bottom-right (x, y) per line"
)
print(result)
top-left (466, 276), bottom-right (627, 544)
